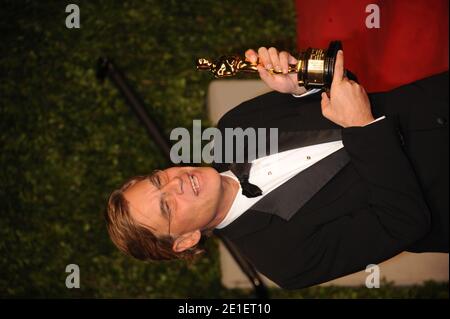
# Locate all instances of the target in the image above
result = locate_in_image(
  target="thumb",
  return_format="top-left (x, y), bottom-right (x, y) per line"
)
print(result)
top-left (321, 92), bottom-right (331, 116)
top-left (332, 50), bottom-right (344, 84)
top-left (288, 54), bottom-right (298, 65)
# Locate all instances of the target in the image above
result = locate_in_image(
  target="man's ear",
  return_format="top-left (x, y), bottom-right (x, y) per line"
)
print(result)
top-left (172, 230), bottom-right (201, 253)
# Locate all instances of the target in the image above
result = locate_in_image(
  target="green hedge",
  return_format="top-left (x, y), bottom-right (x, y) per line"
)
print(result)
top-left (0, 0), bottom-right (447, 298)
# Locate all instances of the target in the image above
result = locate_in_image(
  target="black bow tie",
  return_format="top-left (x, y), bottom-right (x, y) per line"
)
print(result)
top-left (230, 162), bottom-right (262, 198)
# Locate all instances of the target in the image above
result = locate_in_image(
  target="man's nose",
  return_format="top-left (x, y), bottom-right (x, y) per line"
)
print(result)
top-left (163, 176), bottom-right (183, 195)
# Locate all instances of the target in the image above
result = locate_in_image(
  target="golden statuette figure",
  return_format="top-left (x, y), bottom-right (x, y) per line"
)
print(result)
top-left (197, 40), bottom-right (354, 89)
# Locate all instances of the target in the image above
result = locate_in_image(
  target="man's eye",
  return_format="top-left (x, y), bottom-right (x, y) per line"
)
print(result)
top-left (163, 200), bottom-right (171, 215)
top-left (161, 198), bottom-right (172, 219)
top-left (156, 172), bottom-right (169, 187)
top-left (153, 174), bottom-right (162, 188)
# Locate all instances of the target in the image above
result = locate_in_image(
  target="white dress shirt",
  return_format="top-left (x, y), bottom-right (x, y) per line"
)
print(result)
top-left (217, 140), bottom-right (344, 228)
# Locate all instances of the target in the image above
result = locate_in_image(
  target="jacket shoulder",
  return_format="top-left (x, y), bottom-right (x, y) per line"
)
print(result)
top-left (217, 91), bottom-right (298, 130)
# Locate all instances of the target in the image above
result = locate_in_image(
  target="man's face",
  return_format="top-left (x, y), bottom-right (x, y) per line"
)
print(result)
top-left (123, 166), bottom-right (223, 238)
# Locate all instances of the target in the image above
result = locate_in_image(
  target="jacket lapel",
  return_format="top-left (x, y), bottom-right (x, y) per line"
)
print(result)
top-left (250, 147), bottom-right (350, 220)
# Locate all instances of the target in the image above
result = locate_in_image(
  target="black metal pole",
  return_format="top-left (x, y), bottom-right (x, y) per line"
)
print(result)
top-left (96, 57), bottom-right (172, 162)
top-left (216, 233), bottom-right (269, 299)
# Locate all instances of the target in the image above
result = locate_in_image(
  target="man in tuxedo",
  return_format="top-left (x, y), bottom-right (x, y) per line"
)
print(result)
top-left (105, 47), bottom-right (448, 289)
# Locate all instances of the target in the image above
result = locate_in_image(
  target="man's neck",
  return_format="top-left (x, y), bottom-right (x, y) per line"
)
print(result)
top-left (207, 174), bottom-right (239, 229)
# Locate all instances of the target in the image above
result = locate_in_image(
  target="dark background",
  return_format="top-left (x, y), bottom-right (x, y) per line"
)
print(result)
top-left (0, 0), bottom-right (447, 298)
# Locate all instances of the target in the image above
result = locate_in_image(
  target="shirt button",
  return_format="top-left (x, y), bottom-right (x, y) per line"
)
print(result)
top-left (268, 171), bottom-right (272, 175)
top-left (306, 156), bottom-right (311, 160)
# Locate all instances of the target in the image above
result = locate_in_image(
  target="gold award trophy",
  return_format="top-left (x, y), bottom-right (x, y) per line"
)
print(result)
top-left (197, 40), bottom-right (353, 90)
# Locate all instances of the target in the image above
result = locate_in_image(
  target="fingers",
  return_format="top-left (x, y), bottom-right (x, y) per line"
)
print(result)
top-left (279, 51), bottom-right (290, 74)
top-left (258, 47), bottom-right (272, 69)
top-left (245, 49), bottom-right (258, 63)
top-left (321, 92), bottom-right (331, 118)
top-left (268, 47), bottom-right (282, 73)
top-left (258, 47), bottom-right (289, 73)
top-left (255, 47), bottom-right (297, 89)
top-left (333, 50), bottom-right (344, 84)
top-left (257, 64), bottom-right (271, 82)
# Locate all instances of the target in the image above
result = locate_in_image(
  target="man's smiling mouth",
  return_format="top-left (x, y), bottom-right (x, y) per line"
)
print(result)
top-left (188, 174), bottom-right (200, 196)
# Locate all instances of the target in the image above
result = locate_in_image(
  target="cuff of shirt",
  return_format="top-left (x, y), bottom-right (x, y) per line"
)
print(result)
top-left (364, 116), bottom-right (386, 126)
top-left (292, 88), bottom-right (321, 98)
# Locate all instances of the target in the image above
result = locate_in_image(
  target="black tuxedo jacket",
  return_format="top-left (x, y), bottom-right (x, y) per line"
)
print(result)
top-left (212, 72), bottom-right (449, 289)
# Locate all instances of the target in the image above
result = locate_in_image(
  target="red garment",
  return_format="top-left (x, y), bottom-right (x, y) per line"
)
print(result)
top-left (295, 0), bottom-right (449, 92)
